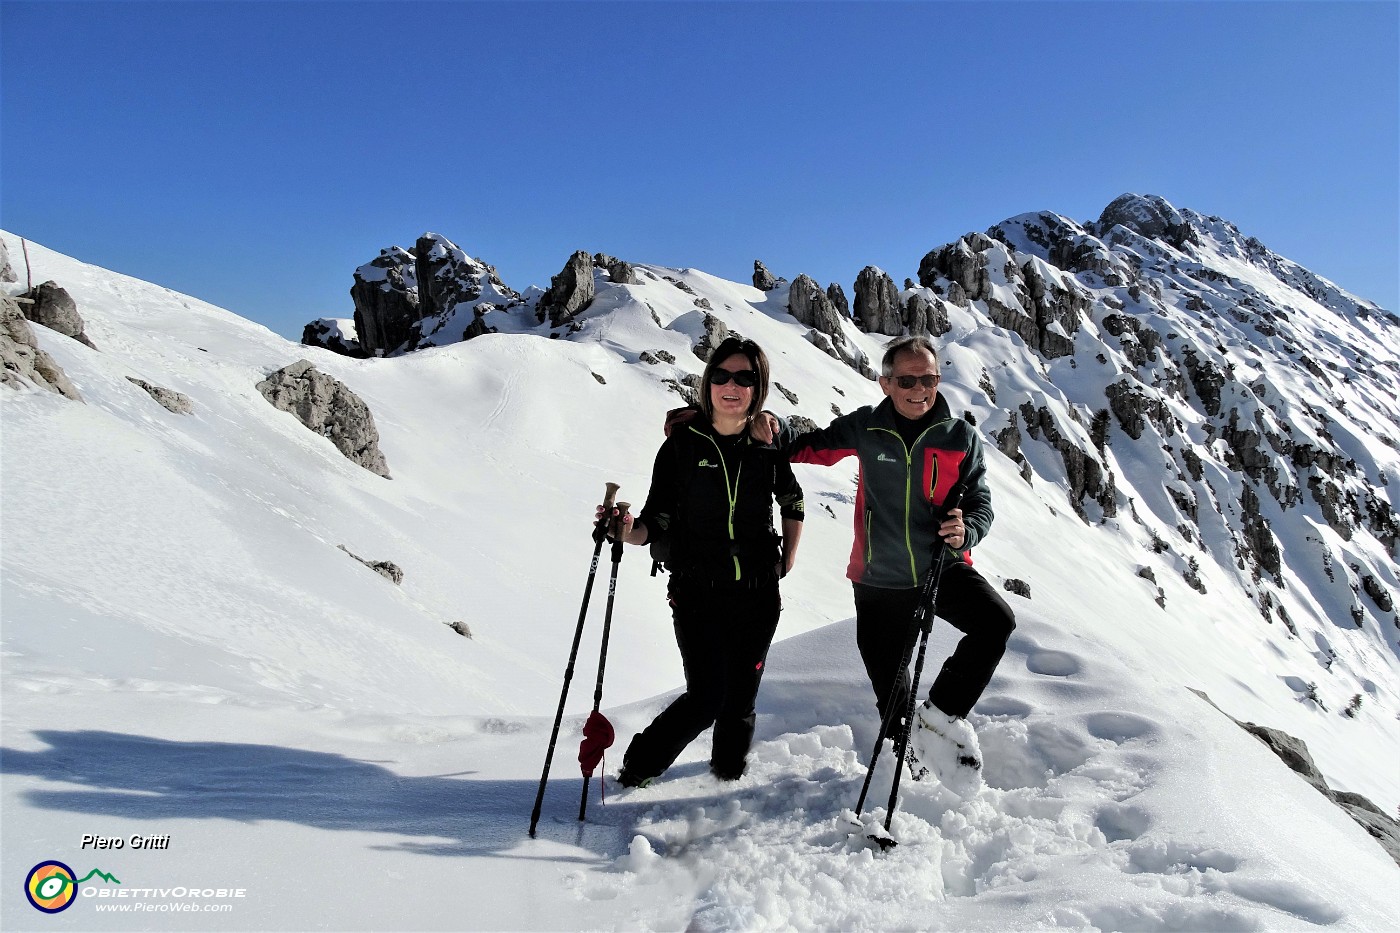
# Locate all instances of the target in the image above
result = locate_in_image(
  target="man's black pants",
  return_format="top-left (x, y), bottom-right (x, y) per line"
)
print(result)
top-left (854, 561), bottom-right (1015, 726)
top-left (622, 577), bottom-right (781, 780)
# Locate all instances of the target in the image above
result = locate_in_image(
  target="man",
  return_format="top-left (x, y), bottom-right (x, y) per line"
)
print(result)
top-left (772, 335), bottom-right (1015, 796)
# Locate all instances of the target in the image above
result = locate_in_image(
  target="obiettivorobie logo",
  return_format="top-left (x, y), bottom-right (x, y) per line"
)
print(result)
top-left (24, 861), bottom-right (121, 913)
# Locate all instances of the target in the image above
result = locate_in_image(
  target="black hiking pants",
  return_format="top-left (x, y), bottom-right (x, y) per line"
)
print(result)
top-left (622, 576), bottom-right (781, 780)
top-left (854, 561), bottom-right (1015, 728)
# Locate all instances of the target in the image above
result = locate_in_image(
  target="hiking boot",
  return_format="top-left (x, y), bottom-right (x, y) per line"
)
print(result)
top-left (709, 759), bottom-right (747, 781)
top-left (910, 702), bottom-right (983, 798)
top-left (616, 767), bottom-right (653, 789)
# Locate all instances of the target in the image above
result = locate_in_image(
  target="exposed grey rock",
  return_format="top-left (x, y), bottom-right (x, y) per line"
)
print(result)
top-left (826, 283), bottom-right (850, 317)
top-left (1021, 260), bottom-right (1087, 358)
top-left (257, 360), bottom-right (391, 478)
top-left (773, 381), bottom-right (798, 406)
top-left (1104, 379), bottom-right (1174, 440)
top-left (1188, 689), bottom-right (1400, 867)
top-left (853, 266), bottom-right (902, 335)
top-left (351, 246), bottom-right (420, 356)
top-left (753, 260), bottom-right (778, 291)
top-left (338, 544), bottom-right (403, 584)
top-left (663, 373), bottom-right (702, 406)
top-left (607, 259), bottom-right (638, 285)
top-left (1102, 313), bottom-right (1164, 367)
top-left (351, 235), bottom-right (522, 356)
top-left (1, 296), bottom-right (82, 400)
top-left (1237, 484), bottom-right (1282, 581)
top-left (24, 281), bottom-right (96, 349)
top-left (1019, 402), bottom-right (1117, 518)
top-left (0, 240), bottom-right (15, 283)
top-left (1093, 193), bottom-right (1199, 251)
top-left (1003, 579), bottom-right (1031, 598)
top-left (1180, 347), bottom-right (1226, 416)
top-left (1361, 574), bottom-right (1394, 613)
top-left (993, 412), bottom-right (1032, 484)
top-left (903, 292), bottom-right (950, 337)
top-left (789, 415), bottom-right (820, 436)
top-left (592, 253), bottom-right (618, 269)
top-left (301, 319), bottom-right (367, 358)
top-left (446, 620), bottom-right (473, 638)
top-left (692, 313), bottom-right (733, 362)
top-left (126, 377), bottom-right (194, 415)
top-left (538, 250), bottom-right (596, 328)
top-left (788, 274), bottom-right (846, 337)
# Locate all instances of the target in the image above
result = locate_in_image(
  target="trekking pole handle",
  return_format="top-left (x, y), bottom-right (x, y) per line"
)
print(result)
top-left (608, 502), bottom-right (632, 542)
top-left (602, 482), bottom-right (620, 511)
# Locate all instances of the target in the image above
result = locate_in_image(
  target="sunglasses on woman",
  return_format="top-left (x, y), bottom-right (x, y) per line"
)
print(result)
top-left (892, 374), bottom-right (939, 389)
top-left (711, 369), bottom-right (759, 388)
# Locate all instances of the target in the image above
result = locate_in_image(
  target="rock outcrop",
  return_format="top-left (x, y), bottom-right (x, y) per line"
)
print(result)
top-left (349, 234), bottom-right (523, 356)
top-left (301, 319), bottom-right (366, 358)
top-left (126, 377), bottom-right (193, 415)
top-left (1, 240), bottom-right (16, 283)
top-left (1, 296), bottom-right (82, 400)
top-left (23, 281), bottom-right (96, 349)
top-left (350, 247), bottom-right (420, 357)
top-left (853, 266), bottom-right (902, 335)
top-left (256, 360), bottom-right (390, 478)
top-left (753, 260), bottom-right (779, 291)
top-left (537, 250), bottom-right (596, 328)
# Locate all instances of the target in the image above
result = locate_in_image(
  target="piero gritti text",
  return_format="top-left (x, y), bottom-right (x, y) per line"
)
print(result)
top-left (82, 833), bottom-right (171, 850)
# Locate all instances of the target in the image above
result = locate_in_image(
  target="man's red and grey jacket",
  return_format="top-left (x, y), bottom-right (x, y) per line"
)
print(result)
top-left (776, 393), bottom-right (993, 590)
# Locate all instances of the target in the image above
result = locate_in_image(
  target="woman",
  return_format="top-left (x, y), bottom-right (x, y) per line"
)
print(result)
top-left (599, 337), bottom-right (804, 785)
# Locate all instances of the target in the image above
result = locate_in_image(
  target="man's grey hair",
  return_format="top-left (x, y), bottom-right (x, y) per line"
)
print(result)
top-left (880, 335), bottom-right (940, 378)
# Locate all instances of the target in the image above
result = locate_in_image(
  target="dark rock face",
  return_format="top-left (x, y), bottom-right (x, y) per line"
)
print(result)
top-left (126, 377), bottom-right (193, 415)
top-left (753, 260), bottom-right (779, 291)
top-left (853, 266), bottom-right (902, 336)
top-left (1003, 579), bottom-right (1031, 598)
top-left (788, 274), bottom-right (845, 336)
top-left (827, 283), bottom-right (850, 317)
top-left (538, 250), bottom-right (596, 328)
top-left (1019, 402), bottom-right (1117, 519)
top-left (351, 247), bottom-right (420, 357)
top-left (1, 296), bottom-right (82, 400)
top-left (1, 240), bottom-right (16, 283)
top-left (692, 313), bottom-right (734, 362)
top-left (607, 259), bottom-right (638, 285)
top-left (903, 292), bottom-right (950, 337)
top-left (24, 281), bottom-right (96, 349)
top-left (301, 319), bottom-right (367, 358)
top-left (1104, 379), bottom-right (1175, 440)
top-left (1093, 193), bottom-right (1199, 251)
top-left (338, 544), bottom-right (403, 584)
top-left (256, 360), bottom-right (391, 478)
top-left (349, 234), bottom-right (522, 356)
top-left (1237, 484), bottom-right (1282, 581)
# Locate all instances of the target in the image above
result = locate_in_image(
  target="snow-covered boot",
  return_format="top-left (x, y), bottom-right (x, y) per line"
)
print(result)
top-left (910, 702), bottom-right (983, 798)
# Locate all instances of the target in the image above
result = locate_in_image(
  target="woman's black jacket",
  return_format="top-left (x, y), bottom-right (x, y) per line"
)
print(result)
top-left (638, 421), bottom-right (804, 585)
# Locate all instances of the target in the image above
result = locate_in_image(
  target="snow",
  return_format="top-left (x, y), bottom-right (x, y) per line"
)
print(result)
top-left (3, 229), bottom-right (1399, 930)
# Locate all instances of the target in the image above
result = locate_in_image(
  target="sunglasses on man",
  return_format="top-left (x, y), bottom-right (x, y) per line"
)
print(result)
top-left (711, 369), bottom-right (759, 388)
top-left (890, 374), bottom-right (940, 389)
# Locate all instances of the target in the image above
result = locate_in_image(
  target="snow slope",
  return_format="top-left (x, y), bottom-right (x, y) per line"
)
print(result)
top-left (2, 228), bottom-right (1398, 931)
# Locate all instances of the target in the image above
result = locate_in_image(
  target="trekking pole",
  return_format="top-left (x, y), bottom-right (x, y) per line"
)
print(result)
top-left (578, 500), bottom-right (629, 821)
top-left (876, 484), bottom-right (966, 846)
top-left (851, 484), bottom-right (965, 843)
top-left (529, 482), bottom-right (619, 838)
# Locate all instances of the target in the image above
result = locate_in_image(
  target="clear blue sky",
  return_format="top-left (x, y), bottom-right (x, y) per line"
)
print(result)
top-left (3, 1), bottom-right (1396, 338)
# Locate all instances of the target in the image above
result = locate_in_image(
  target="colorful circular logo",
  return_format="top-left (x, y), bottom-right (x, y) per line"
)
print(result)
top-left (25, 861), bottom-right (78, 913)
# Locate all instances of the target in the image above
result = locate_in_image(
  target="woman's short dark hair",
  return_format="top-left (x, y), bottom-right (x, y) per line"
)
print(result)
top-left (700, 337), bottom-right (770, 423)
